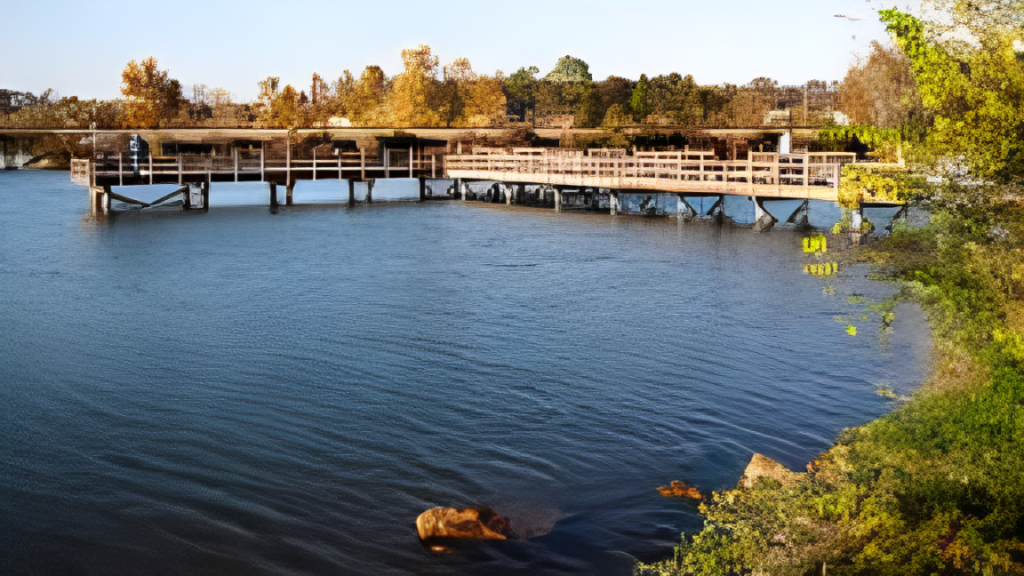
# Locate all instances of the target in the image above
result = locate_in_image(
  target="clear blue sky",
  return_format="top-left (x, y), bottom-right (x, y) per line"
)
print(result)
top-left (2, 0), bottom-right (899, 101)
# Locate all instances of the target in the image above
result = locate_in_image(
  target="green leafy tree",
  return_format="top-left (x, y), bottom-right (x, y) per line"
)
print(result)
top-left (543, 55), bottom-right (592, 82)
top-left (881, 8), bottom-right (1024, 179)
top-left (503, 66), bottom-right (539, 122)
top-left (630, 74), bottom-right (651, 122)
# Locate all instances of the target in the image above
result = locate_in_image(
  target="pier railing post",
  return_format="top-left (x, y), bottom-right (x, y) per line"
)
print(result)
top-left (360, 149), bottom-right (366, 180)
top-left (260, 144), bottom-right (265, 182)
top-left (149, 153), bottom-right (153, 185)
top-left (233, 147), bottom-right (239, 182)
top-left (409, 145), bottom-right (414, 178)
top-left (286, 135), bottom-right (291, 189)
top-left (118, 154), bottom-right (123, 187)
top-left (178, 154), bottom-right (183, 186)
top-left (313, 149), bottom-right (317, 181)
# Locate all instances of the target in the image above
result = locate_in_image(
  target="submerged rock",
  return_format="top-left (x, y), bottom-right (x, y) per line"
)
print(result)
top-left (739, 453), bottom-right (806, 489)
top-left (657, 480), bottom-right (703, 499)
top-left (415, 507), bottom-right (515, 541)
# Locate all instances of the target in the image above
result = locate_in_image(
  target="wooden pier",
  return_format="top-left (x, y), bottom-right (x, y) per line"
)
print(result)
top-left (445, 148), bottom-right (859, 204)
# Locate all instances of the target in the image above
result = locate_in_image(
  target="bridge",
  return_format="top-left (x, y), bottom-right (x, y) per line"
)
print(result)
top-left (68, 134), bottom-right (899, 230)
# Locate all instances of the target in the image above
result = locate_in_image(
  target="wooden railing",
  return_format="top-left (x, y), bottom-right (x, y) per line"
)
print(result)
top-left (75, 149), bottom-right (445, 186)
top-left (446, 149), bottom-right (858, 201)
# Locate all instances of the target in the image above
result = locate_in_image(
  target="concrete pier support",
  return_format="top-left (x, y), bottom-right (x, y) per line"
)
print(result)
top-left (348, 179), bottom-right (356, 206)
top-left (201, 181), bottom-right (210, 212)
top-left (366, 180), bottom-right (374, 203)
top-left (553, 187), bottom-right (562, 213)
top-left (678, 196), bottom-right (698, 220)
top-left (752, 197), bottom-right (776, 233)
top-left (269, 182), bottom-right (279, 210)
top-left (459, 179), bottom-right (467, 201)
top-left (419, 178), bottom-right (427, 201)
top-left (103, 186), bottom-right (111, 215)
top-left (609, 191), bottom-right (618, 216)
top-left (786, 200), bottom-right (810, 228)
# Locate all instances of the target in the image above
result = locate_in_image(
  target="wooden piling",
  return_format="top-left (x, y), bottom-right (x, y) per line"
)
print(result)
top-left (419, 178), bottom-right (427, 201)
top-left (286, 184), bottom-right (294, 206)
top-left (233, 147), bottom-right (239, 182)
top-left (360, 149), bottom-right (366, 180)
top-left (313, 149), bottom-right (317, 181)
top-left (269, 182), bottom-right (278, 210)
top-left (366, 180), bottom-right (374, 203)
top-left (409, 146), bottom-right (414, 178)
top-left (348, 179), bottom-right (356, 206)
top-left (286, 137), bottom-right (291, 188)
top-left (202, 180), bottom-right (210, 212)
top-left (149, 153), bottom-right (153, 185)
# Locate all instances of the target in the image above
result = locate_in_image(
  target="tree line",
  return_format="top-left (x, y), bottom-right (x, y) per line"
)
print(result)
top-left (2, 46), bottom-right (851, 130)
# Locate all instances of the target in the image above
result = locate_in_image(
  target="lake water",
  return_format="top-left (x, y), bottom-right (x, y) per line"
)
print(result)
top-left (0, 171), bottom-right (930, 576)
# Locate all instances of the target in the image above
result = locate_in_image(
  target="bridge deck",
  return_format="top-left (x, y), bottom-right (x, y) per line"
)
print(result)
top-left (446, 150), bottom-right (872, 203)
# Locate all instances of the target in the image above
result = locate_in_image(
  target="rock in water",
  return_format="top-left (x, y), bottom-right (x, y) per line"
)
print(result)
top-left (739, 453), bottom-right (806, 489)
top-left (657, 480), bottom-right (703, 499)
top-left (416, 507), bottom-right (515, 541)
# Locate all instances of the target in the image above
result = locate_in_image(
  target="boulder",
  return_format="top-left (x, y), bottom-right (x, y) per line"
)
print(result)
top-left (739, 453), bottom-right (805, 489)
top-left (657, 480), bottom-right (703, 499)
top-left (415, 507), bottom-right (515, 541)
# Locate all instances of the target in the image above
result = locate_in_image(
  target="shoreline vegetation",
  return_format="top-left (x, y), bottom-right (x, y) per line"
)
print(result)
top-left (637, 4), bottom-right (1024, 575)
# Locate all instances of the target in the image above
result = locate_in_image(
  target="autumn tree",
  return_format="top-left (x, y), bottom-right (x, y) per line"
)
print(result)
top-left (346, 66), bottom-right (389, 126)
top-left (120, 57), bottom-right (183, 128)
top-left (840, 41), bottom-right (928, 131)
top-left (648, 73), bottom-right (702, 124)
top-left (388, 45), bottom-right (442, 127)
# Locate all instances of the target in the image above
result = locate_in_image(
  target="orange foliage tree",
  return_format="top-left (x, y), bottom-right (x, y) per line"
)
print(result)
top-left (120, 57), bottom-right (183, 128)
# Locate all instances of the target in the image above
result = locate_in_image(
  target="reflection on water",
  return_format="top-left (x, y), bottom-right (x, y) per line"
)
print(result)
top-left (1, 170), bottom-right (930, 576)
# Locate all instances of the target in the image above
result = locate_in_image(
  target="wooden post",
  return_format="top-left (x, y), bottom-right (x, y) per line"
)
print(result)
top-left (202, 179), bottom-right (210, 212)
top-left (419, 177), bottom-right (426, 201)
top-left (366, 180), bottom-right (373, 203)
top-left (313, 149), bottom-right (317, 181)
top-left (804, 153), bottom-right (810, 191)
top-left (286, 184), bottom-right (294, 206)
top-left (149, 153), bottom-right (153, 185)
top-left (348, 178), bottom-right (355, 206)
top-left (360, 148), bottom-right (366, 180)
top-left (269, 182), bottom-right (278, 209)
top-left (260, 144), bottom-right (265, 182)
top-left (118, 154), bottom-right (123, 187)
top-left (409, 145), bottom-right (414, 178)
top-left (431, 154), bottom-right (436, 178)
top-left (384, 145), bottom-right (389, 178)
top-left (338, 152), bottom-right (342, 180)
top-left (103, 185), bottom-right (111, 216)
top-left (286, 136), bottom-right (291, 188)
top-left (748, 155), bottom-right (754, 193)
top-left (178, 154), bottom-right (183, 185)
top-left (233, 147), bottom-right (239, 182)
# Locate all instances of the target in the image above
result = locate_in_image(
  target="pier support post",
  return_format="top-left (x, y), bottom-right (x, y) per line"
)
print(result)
top-left (103, 186), bottom-right (111, 215)
top-left (553, 187), bottom-right (562, 212)
top-left (459, 179), bottom-right (467, 201)
top-left (201, 180), bottom-right (210, 212)
top-left (419, 178), bottom-right (427, 201)
top-left (505, 184), bottom-right (513, 205)
top-left (269, 182), bottom-right (279, 210)
top-left (609, 191), bottom-right (618, 216)
top-left (366, 180), bottom-right (374, 203)
top-left (752, 197), bottom-right (776, 233)
top-left (286, 184), bottom-right (294, 206)
top-left (348, 179), bottom-right (356, 207)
